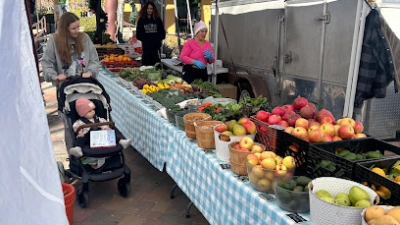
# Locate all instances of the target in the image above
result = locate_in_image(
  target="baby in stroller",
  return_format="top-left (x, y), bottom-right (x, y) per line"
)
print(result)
top-left (70, 97), bottom-right (131, 158)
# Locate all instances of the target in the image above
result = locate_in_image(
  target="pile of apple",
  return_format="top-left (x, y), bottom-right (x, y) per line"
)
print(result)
top-left (244, 141), bottom-right (296, 192)
top-left (255, 96), bottom-right (367, 143)
top-left (215, 117), bottom-right (256, 139)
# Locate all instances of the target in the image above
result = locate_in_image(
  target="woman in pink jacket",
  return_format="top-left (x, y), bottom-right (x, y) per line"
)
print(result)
top-left (180, 21), bottom-right (215, 83)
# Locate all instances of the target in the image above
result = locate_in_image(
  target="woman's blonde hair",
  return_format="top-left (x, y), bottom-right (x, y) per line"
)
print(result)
top-left (55, 12), bottom-right (84, 66)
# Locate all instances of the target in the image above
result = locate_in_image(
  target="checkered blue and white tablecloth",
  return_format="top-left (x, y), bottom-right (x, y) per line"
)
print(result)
top-left (98, 69), bottom-right (311, 225)
top-left (98, 70), bottom-right (175, 171)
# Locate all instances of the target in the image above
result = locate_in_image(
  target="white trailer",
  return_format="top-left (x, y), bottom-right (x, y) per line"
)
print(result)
top-left (211, 0), bottom-right (400, 140)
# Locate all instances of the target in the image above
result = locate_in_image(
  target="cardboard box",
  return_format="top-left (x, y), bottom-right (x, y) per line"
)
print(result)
top-left (217, 84), bottom-right (237, 100)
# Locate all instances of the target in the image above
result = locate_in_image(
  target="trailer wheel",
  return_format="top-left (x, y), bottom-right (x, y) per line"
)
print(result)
top-left (237, 81), bottom-right (255, 101)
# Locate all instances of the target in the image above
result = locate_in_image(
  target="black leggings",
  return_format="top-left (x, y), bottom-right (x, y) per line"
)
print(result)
top-left (142, 47), bottom-right (160, 66)
top-left (182, 64), bottom-right (208, 84)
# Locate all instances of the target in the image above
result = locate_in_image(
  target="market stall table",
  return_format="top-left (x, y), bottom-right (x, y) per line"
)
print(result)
top-left (97, 70), bottom-right (174, 171)
top-left (161, 58), bottom-right (229, 75)
top-left (97, 70), bottom-right (311, 224)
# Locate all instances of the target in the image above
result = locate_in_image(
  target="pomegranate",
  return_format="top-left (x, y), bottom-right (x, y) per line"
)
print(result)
top-left (299, 105), bottom-right (316, 119)
top-left (271, 107), bottom-right (286, 117)
top-left (282, 104), bottom-right (295, 112)
top-left (282, 111), bottom-right (296, 121)
top-left (287, 114), bottom-right (301, 127)
top-left (293, 96), bottom-right (308, 110)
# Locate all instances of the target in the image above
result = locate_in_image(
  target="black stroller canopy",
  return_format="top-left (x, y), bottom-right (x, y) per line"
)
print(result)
top-left (57, 77), bottom-right (111, 112)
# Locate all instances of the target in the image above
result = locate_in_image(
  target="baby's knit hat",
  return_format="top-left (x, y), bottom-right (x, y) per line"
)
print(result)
top-left (76, 97), bottom-right (95, 117)
top-left (194, 21), bottom-right (208, 35)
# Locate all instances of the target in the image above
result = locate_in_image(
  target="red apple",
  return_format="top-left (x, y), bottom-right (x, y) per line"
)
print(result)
top-left (282, 110), bottom-right (296, 121)
top-left (256, 110), bottom-right (271, 122)
top-left (268, 115), bottom-right (282, 125)
top-left (238, 117), bottom-right (250, 125)
top-left (339, 117), bottom-right (355, 128)
top-left (354, 133), bottom-right (367, 139)
top-left (259, 126), bottom-right (267, 133)
top-left (308, 128), bottom-right (325, 143)
top-left (354, 121), bottom-right (364, 134)
top-left (319, 115), bottom-right (336, 125)
top-left (324, 134), bottom-right (333, 142)
top-left (291, 127), bottom-right (308, 140)
top-left (295, 118), bottom-right (309, 129)
top-left (332, 136), bottom-right (342, 141)
top-left (338, 124), bottom-right (355, 140)
top-left (243, 120), bottom-right (257, 134)
top-left (215, 124), bottom-right (228, 133)
top-left (278, 120), bottom-right (289, 128)
top-left (284, 126), bottom-right (294, 134)
top-left (308, 119), bottom-right (320, 128)
top-left (289, 144), bottom-right (299, 153)
top-left (320, 123), bottom-right (335, 136)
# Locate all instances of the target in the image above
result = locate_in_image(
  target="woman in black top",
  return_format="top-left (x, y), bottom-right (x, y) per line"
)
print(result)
top-left (136, 1), bottom-right (166, 66)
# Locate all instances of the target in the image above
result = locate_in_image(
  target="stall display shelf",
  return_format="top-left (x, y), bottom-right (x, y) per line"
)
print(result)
top-left (96, 71), bottom-right (311, 225)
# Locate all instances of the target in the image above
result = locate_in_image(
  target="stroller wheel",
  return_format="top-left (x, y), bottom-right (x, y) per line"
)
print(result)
top-left (77, 191), bottom-right (89, 208)
top-left (118, 178), bottom-right (130, 198)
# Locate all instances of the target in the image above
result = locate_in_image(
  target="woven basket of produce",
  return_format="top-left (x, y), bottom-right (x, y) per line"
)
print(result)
top-left (183, 113), bottom-right (212, 139)
top-left (194, 121), bottom-right (224, 149)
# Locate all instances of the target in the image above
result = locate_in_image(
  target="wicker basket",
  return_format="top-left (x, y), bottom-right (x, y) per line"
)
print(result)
top-left (308, 177), bottom-right (379, 225)
top-left (194, 121), bottom-right (224, 149)
top-left (183, 113), bottom-right (212, 139)
top-left (229, 141), bottom-right (252, 175)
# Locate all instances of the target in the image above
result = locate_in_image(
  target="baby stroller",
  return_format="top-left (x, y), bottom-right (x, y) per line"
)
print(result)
top-left (56, 76), bottom-right (131, 208)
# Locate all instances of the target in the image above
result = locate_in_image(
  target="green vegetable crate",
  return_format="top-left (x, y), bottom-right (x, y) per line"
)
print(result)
top-left (307, 138), bottom-right (400, 180)
top-left (354, 156), bottom-right (400, 205)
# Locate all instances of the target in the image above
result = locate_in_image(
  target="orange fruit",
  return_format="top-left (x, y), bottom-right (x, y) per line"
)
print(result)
top-left (371, 167), bottom-right (385, 176)
top-left (394, 176), bottom-right (400, 182)
top-left (117, 55), bottom-right (124, 61)
top-left (377, 185), bottom-right (391, 198)
top-left (109, 55), bottom-right (115, 61)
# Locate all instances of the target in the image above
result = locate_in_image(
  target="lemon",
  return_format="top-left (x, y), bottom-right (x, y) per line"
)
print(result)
top-left (371, 167), bottom-right (386, 176)
top-left (394, 176), bottom-right (400, 182)
top-left (377, 186), bottom-right (391, 198)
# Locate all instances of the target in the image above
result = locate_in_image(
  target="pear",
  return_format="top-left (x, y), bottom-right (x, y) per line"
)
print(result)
top-left (335, 192), bottom-right (351, 206)
top-left (316, 189), bottom-right (333, 199)
top-left (349, 186), bottom-right (369, 205)
top-left (355, 199), bottom-right (372, 208)
top-left (320, 196), bottom-right (335, 204)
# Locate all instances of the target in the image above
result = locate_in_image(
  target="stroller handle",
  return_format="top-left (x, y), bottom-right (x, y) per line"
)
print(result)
top-left (55, 75), bottom-right (98, 89)
top-left (76, 121), bottom-right (115, 134)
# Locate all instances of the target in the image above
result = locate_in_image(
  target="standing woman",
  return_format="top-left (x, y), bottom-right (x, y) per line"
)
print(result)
top-left (136, 1), bottom-right (166, 66)
top-left (180, 21), bottom-right (215, 83)
top-left (41, 12), bottom-right (100, 85)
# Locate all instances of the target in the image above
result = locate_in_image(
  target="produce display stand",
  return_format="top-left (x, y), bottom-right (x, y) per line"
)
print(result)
top-left (97, 69), bottom-right (311, 225)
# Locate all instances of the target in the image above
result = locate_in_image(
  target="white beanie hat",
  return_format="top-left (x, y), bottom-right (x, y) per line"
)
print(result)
top-left (194, 21), bottom-right (208, 35)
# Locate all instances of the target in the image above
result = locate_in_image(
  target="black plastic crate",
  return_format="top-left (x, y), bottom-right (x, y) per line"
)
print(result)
top-left (277, 131), bottom-right (309, 175)
top-left (354, 157), bottom-right (400, 205)
top-left (308, 138), bottom-right (400, 180)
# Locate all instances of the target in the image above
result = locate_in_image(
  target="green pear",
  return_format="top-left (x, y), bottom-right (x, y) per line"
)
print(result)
top-left (349, 186), bottom-right (370, 205)
top-left (354, 199), bottom-right (372, 208)
top-left (233, 124), bottom-right (247, 136)
top-left (227, 120), bottom-right (237, 132)
top-left (335, 197), bottom-right (351, 206)
top-left (316, 190), bottom-right (333, 199)
top-left (320, 196), bottom-right (335, 204)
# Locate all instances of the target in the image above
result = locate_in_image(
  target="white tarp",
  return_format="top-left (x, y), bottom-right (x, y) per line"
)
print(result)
top-left (0, 1), bottom-right (68, 225)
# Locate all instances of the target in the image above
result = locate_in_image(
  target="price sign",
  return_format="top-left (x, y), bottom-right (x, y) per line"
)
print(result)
top-left (259, 193), bottom-right (276, 202)
top-left (219, 164), bottom-right (231, 169)
top-left (233, 175), bottom-right (249, 182)
top-left (286, 213), bottom-right (308, 224)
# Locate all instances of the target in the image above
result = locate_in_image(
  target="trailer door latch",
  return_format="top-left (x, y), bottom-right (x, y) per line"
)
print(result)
top-left (315, 13), bottom-right (330, 24)
top-left (284, 51), bottom-right (292, 64)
